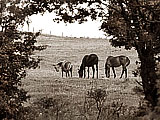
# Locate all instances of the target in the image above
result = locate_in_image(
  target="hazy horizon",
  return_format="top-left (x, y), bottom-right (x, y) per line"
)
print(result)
top-left (22, 12), bottom-right (106, 38)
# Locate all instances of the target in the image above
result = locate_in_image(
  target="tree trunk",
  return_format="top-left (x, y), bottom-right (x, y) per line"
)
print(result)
top-left (138, 46), bottom-right (158, 107)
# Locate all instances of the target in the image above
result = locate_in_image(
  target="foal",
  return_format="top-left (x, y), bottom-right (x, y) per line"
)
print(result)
top-left (105, 55), bottom-right (130, 78)
top-left (78, 54), bottom-right (98, 79)
top-left (53, 61), bottom-right (73, 77)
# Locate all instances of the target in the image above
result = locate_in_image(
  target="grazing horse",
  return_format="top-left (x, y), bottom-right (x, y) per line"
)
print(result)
top-left (78, 54), bottom-right (98, 79)
top-left (105, 55), bottom-right (130, 78)
top-left (53, 61), bottom-right (73, 77)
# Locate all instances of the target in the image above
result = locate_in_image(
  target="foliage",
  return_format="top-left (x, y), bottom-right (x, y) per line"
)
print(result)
top-left (0, 0), bottom-right (46, 119)
top-left (32, 96), bottom-right (71, 120)
top-left (20, 89), bottom-right (138, 120)
top-left (132, 61), bottom-right (141, 77)
top-left (86, 88), bottom-right (107, 120)
top-left (84, 88), bottom-right (137, 120)
top-left (1, 0), bottom-right (160, 119)
top-left (100, 0), bottom-right (160, 108)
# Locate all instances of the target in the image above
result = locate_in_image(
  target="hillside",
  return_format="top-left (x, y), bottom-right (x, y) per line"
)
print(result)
top-left (22, 35), bottom-right (142, 119)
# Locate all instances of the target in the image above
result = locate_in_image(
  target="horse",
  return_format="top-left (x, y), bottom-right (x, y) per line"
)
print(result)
top-left (78, 54), bottom-right (98, 79)
top-left (105, 55), bottom-right (130, 78)
top-left (53, 61), bottom-right (73, 77)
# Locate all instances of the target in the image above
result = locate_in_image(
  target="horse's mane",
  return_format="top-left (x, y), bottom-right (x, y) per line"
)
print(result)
top-left (57, 62), bottom-right (63, 66)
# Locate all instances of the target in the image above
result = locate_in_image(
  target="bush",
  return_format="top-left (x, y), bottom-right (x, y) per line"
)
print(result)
top-left (23, 88), bottom-right (139, 120)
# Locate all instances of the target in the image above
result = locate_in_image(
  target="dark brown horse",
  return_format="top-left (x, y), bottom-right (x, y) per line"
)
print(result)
top-left (78, 54), bottom-right (98, 78)
top-left (105, 55), bottom-right (130, 78)
top-left (53, 61), bottom-right (73, 77)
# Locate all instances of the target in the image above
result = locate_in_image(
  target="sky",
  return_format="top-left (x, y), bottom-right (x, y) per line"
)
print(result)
top-left (22, 12), bottom-right (106, 38)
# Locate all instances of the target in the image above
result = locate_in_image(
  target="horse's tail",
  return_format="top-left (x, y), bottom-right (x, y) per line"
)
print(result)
top-left (126, 57), bottom-right (130, 66)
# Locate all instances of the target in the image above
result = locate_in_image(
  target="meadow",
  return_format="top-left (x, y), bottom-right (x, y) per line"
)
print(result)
top-left (22, 35), bottom-right (142, 119)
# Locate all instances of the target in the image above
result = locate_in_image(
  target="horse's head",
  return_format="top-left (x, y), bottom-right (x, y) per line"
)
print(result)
top-left (53, 62), bottom-right (63, 72)
top-left (53, 64), bottom-right (60, 72)
top-left (78, 69), bottom-right (83, 78)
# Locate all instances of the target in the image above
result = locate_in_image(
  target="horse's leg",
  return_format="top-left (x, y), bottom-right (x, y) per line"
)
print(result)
top-left (92, 66), bottom-right (95, 78)
top-left (96, 64), bottom-right (98, 79)
top-left (66, 71), bottom-right (67, 77)
top-left (120, 67), bottom-right (125, 78)
top-left (106, 67), bottom-right (110, 78)
top-left (125, 67), bottom-right (127, 78)
top-left (70, 68), bottom-right (72, 77)
top-left (68, 70), bottom-right (70, 77)
top-left (84, 68), bottom-right (86, 78)
top-left (62, 70), bottom-right (63, 77)
top-left (105, 68), bottom-right (107, 77)
top-left (88, 67), bottom-right (89, 78)
top-left (112, 67), bottom-right (116, 78)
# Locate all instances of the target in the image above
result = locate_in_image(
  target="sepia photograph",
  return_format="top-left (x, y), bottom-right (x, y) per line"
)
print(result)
top-left (0, 0), bottom-right (160, 120)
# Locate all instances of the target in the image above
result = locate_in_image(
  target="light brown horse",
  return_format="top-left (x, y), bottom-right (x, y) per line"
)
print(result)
top-left (78, 54), bottom-right (98, 79)
top-left (105, 55), bottom-right (130, 78)
top-left (53, 61), bottom-right (73, 77)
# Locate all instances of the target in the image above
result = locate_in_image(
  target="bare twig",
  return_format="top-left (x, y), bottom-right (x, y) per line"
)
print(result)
top-left (135, 79), bottom-right (143, 86)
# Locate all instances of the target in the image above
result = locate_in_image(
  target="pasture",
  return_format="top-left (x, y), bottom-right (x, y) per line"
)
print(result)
top-left (22, 35), bottom-right (142, 119)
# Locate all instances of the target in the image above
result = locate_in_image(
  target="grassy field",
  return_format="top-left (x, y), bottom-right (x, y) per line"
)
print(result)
top-left (22, 35), bottom-right (142, 119)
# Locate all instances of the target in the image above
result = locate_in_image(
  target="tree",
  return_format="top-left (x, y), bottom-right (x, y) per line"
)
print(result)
top-left (27, 0), bottom-right (160, 108)
top-left (100, 0), bottom-right (160, 108)
top-left (101, 0), bottom-right (160, 108)
top-left (1, 0), bottom-right (160, 119)
top-left (0, 0), bottom-right (43, 119)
